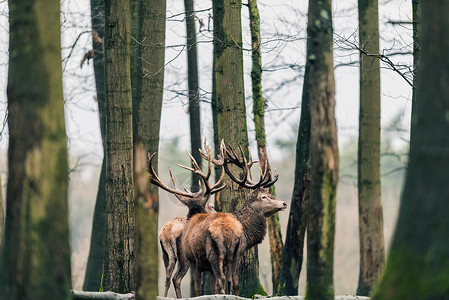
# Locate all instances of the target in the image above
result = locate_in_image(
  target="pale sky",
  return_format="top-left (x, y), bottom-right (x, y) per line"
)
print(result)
top-left (0, 0), bottom-right (413, 178)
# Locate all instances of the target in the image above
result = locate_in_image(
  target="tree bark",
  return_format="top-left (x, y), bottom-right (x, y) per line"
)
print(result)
top-left (247, 0), bottom-right (283, 293)
top-left (0, 175), bottom-right (3, 252)
top-left (184, 0), bottom-right (202, 192)
top-left (1, 1), bottom-right (72, 299)
top-left (356, 0), bottom-right (385, 295)
top-left (212, 0), bottom-right (265, 296)
top-left (132, 0), bottom-right (165, 298)
top-left (278, 60), bottom-right (311, 296)
top-left (103, 0), bottom-right (136, 293)
top-left (72, 291), bottom-right (135, 300)
top-left (83, 0), bottom-right (107, 291)
top-left (410, 0), bottom-right (421, 124)
top-left (305, 0), bottom-right (339, 299)
top-left (371, 1), bottom-right (449, 299)
top-left (182, 0), bottom-right (208, 295)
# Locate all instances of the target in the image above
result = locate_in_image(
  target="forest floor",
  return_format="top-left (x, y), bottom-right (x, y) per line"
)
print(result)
top-left (157, 295), bottom-right (370, 300)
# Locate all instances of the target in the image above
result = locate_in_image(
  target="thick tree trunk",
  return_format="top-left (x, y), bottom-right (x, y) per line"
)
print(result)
top-left (356, 0), bottom-right (385, 295)
top-left (212, 0), bottom-right (265, 296)
top-left (278, 64), bottom-right (311, 296)
top-left (103, 0), bottom-right (136, 293)
top-left (1, 1), bottom-right (72, 299)
top-left (132, 0), bottom-right (165, 298)
top-left (371, 1), bottom-right (449, 299)
top-left (247, 0), bottom-right (283, 293)
top-left (305, 0), bottom-right (339, 299)
top-left (83, 0), bottom-right (107, 291)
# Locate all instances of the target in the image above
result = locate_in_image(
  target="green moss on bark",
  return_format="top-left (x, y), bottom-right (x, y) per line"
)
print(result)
top-left (305, 0), bottom-right (338, 299)
top-left (1, 1), bottom-right (72, 299)
top-left (132, 0), bottom-right (165, 298)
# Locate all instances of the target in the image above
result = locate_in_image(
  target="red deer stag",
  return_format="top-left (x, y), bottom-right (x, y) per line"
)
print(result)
top-left (147, 150), bottom-right (225, 297)
top-left (172, 141), bottom-right (287, 297)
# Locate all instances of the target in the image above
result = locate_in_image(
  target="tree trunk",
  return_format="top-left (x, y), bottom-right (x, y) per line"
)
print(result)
top-left (305, 0), bottom-right (339, 299)
top-left (83, 0), bottom-right (107, 291)
top-left (247, 0), bottom-right (283, 293)
top-left (103, 0), bottom-right (136, 293)
top-left (356, 0), bottom-right (385, 295)
top-left (1, 1), bottom-right (72, 299)
top-left (212, 0), bottom-right (265, 296)
top-left (182, 0), bottom-right (207, 295)
top-left (278, 58), bottom-right (312, 296)
top-left (184, 0), bottom-right (202, 192)
top-left (72, 291), bottom-right (135, 300)
top-left (410, 0), bottom-right (421, 124)
top-left (0, 175), bottom-right (3, 252)
top-left (132, 0), bottom-right (165, 298)
top-left (371, 1), bottom-right (449, 299)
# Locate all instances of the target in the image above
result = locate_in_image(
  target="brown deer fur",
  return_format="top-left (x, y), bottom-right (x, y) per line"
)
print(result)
top-left (148, 149), bottom-right (225, 297)
top-left (173, 188), bottom-right (286, 297)
top-left (159, 202), bottom-right (215, 297)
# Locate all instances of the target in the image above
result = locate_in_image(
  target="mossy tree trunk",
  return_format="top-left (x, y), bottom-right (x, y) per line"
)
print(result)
top-left (213, 0), bottom-right (265, 296)
top-left (305, 0), bottom-right (339, 299)
top-left (278, 54), bottom-right (312, 296)
top-left (83, 0), bottom-right (107, 291)
top-left (247, 0), bottom-right (283, 293)
top-left (103, 0), bottom-right (136, 293)
top-left (1, 1), bottom-right (72, 299)
top-left (356, 0), bottom-right (385, 295)
top-left (132, 0), bottom-right (165, 298)
top-left (371, 1), bottom-right (449, 299)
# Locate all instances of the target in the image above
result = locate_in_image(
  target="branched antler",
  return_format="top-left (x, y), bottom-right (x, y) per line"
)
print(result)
top-left (147, 148), bottom-right (227, 204)
top-left (209, 140), bottom-right (279, 189)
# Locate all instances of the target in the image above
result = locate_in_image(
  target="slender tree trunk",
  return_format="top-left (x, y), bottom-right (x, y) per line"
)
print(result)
top-left (213, 0), bottom-right (265, 296)
top-left (247, 0), bottom-right (283, 293)
top-left (103, 0), bottom-right (135, 293)
top-left (371, 2), bottom-right (449, 299)
top-left (278, 61), bottom-right (312, 296)
top-left (305, 0), bottom-right (339, 299)
top-left (356, 0), bottom-right (385, 295)
top-left (182, 0), bottom-right (207, 295)
top-left (0, 1), bottom-right (72, 299)
top-left (83, 0), bottom-right (107, 291)
top-left (410, 0), bottom-right (421, 123)
top-left (132, 0), bottom-right (165, 298)
top-left (0, 175), bottom-right (3, 252)
top-left (184, 0), bottom-right (202, 192)
top-left (211, 59), bottom-right (222, 211)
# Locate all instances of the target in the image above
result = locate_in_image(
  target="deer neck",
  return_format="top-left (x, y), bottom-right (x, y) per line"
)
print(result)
top-left (187, 205), bottom-right (207, 220)
top-left (233, 204), bottom-right (267, 249)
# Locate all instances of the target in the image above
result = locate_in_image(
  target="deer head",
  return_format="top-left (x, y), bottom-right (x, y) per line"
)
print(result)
top-left (201, 140), bottom-right (287, 217)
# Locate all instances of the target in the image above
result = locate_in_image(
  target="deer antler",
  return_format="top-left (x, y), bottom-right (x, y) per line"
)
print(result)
top-left (218, 140), bottom-right (279, 189)
top-left (147, 150), bottom-right (227, 203)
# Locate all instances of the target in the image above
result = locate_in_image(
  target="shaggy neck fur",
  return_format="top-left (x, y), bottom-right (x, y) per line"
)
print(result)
top-left (233, 203), bottom-right (267, 249)
top-left (187, 205), bottom-right (207, 220)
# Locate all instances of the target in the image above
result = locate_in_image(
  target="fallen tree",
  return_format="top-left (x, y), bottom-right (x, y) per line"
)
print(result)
top-left (72, 291), bottom-right (135, 300)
